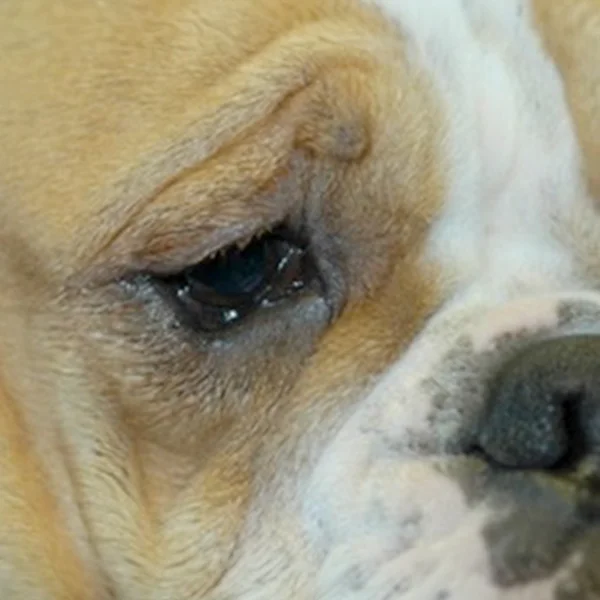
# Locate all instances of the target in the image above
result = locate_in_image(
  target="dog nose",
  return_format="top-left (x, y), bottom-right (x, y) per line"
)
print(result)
top-left (477, 335), bottom-right (600, 470)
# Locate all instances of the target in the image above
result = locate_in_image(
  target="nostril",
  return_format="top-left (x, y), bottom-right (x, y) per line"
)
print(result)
top-left (556, 391), bottom-right (589, 469)
top-left (476, 335), bottom-right (600, 472)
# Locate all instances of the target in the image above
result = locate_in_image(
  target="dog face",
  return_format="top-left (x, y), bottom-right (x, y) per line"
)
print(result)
top-left (0, 0), bottom-right (599, 598)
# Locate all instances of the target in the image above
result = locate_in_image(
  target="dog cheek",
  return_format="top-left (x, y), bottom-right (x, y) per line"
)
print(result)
top-left (309, 460), bottom-right (492, 599)
top-left (302, 394), bottom-right (478, 596)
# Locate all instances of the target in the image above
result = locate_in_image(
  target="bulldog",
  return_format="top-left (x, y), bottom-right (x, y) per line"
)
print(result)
top-left (1, 0), bottom-right (600, 598)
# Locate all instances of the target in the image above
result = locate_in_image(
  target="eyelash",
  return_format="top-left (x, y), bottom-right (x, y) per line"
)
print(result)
top-left (149, 226), bottom-right (323, 334)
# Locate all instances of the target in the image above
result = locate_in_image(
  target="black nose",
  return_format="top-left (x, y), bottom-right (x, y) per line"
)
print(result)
top-left (477, 335), bottom-right (600, 470)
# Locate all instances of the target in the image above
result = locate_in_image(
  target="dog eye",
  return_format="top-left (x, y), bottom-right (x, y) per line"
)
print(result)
top-left (154, 228), bottom-right (316, 332)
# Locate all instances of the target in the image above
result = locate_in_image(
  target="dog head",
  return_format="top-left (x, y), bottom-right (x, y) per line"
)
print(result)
top-left (1, 0), bottom-right (599, 598)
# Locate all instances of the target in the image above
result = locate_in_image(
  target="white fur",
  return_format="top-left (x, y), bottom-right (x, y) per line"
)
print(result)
top-left (368, 0), bottom-right (590, 298)
top-left (303, 2), bottom-right (600, 598)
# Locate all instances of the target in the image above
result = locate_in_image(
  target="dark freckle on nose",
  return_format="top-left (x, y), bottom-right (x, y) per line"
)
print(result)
top-left (435, 590), bottom-right (450, 600)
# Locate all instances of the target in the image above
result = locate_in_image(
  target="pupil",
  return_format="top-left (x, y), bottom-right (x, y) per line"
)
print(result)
top-left (190, 238), bottom-right (268, 297)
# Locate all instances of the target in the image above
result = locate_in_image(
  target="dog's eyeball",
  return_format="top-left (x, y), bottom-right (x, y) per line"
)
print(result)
top-left (155, 228), bottom-right (316, 332)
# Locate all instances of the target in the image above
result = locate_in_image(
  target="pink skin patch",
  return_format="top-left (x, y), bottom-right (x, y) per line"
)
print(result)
top-left (468, 297), bottom-right (561, 353)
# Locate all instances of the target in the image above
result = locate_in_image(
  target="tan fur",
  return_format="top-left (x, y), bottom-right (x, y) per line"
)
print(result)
top-left (531, 0), bottom-right (600, 200)
top-left (0, 0), bottom-right (598, 598)
top-left (0, 1), bottom-right (442, 597)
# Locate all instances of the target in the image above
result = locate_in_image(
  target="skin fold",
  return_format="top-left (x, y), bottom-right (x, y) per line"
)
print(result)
top-left (0, 0), bottom-right (600, 598)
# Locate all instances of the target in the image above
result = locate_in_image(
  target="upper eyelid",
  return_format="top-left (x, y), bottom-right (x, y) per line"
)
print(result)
top-left (63, 51), bottom-right (319, 288)
top-left (66, 56), bottom-right (374, 289)
top-left (70, 208), bottom-right (287, 290)
top-left (67, 155), bottom-right (306, 290)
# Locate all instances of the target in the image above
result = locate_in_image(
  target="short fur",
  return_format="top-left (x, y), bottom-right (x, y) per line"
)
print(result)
top-left (0, 0), bottom-right (599, 598)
